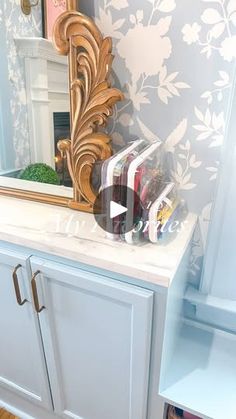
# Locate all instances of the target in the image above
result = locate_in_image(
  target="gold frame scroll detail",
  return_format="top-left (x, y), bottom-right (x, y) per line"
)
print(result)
top-left (53, 5), bottom-right (124, 212)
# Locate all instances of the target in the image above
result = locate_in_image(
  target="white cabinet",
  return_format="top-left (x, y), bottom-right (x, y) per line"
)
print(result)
top-left (0, 203), bottom-right (197, 419)
top-left (0, 249), bottom-right (52, 410)
top-left (0, 247), bottom-right (154, 419)
top-left (30, 257), bottom-right (153, 419)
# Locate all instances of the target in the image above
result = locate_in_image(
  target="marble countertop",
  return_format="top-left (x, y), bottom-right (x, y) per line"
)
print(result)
top-left (0, 196), bottom-right (197, 287)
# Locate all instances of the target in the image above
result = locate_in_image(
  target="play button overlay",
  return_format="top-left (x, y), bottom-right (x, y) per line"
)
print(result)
top-left (110, 201), bottom-right (128, 219)
top-left (93, 185), bottom-right (142, 235)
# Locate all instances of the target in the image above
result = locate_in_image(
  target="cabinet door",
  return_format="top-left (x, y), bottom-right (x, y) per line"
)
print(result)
top-left (30, 257), bottom-right (153, 419)
top-left (0, 248), bottom-right (52, 409)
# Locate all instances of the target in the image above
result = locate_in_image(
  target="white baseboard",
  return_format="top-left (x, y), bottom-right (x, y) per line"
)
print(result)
top-left (0, 387), bottom-right (59, 419)
top-left (0, 400), bottom-right (34, 419)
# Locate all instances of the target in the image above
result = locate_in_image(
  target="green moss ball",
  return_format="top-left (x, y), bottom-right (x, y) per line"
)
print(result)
top-left (19, 163), bottom-right (60, 185)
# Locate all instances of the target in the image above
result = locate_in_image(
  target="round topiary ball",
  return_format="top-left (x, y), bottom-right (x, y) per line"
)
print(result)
top-left (19, 163), bottom-right (60, 185)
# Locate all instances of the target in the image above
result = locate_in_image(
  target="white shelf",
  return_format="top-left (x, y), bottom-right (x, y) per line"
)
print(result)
top-left (160, 323), bottom-right (236, 419)
top-left (185, 285), bottom-right (236, 314)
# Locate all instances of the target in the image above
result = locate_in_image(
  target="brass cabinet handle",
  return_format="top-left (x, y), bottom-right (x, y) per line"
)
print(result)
top-left (12, 264), bottom-right (28, 306)
top-left (31, 270), bottom-right (45, 313)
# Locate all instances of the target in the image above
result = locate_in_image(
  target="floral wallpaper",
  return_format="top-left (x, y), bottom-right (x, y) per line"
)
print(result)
top-left (83, 0), bottom-right (236, 249)
top-left (0, 0), bottom-right (42, 168)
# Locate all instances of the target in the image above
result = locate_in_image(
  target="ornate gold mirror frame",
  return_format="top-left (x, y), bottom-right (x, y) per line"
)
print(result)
top-left (0, 0), bottom-right (123, 213)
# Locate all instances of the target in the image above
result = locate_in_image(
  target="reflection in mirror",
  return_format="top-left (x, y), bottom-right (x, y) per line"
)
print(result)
top-left (16, 38), bottom-right (72, 188)
top-left (0, 1), bottom-right (123, 208)
top-left (0, 5), bottom-right (73, 198)
top-left (54, 112), bottom-right (71, 187)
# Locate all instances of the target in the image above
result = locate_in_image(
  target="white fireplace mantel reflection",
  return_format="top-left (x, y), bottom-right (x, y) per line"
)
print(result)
top-left (15, 37), bottom-right (70, 168)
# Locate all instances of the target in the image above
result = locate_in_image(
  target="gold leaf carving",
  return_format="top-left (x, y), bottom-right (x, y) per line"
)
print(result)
top-left (53, 10), bottom-right (124, 211)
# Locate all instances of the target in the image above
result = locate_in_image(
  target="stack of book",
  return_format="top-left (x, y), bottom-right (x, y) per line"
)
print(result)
top-left (101, 139), bottom-right (183, 244)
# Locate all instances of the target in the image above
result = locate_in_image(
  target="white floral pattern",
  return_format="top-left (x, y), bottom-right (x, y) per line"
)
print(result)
top-left (91, 0), bottom-right (236, 252)
top-left (182, 0), bottom-right (236, 61)
top-left (182, 23), bottom-right (202, 45)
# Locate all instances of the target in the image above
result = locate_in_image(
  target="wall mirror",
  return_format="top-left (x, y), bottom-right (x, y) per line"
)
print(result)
top-left (0, 0), bottom-right (123, 212)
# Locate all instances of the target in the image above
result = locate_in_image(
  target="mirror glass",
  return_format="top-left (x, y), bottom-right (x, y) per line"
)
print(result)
top-left (0, 4), bottom-right (73, 199)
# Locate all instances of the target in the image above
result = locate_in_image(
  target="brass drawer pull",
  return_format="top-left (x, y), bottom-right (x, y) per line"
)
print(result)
top-left (12, 264), bottom-right (28, 306)
top-left (31, 270), bottom-right (45, 313)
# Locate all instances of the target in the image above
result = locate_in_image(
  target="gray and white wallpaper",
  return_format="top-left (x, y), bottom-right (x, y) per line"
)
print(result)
top-left (89, 0), bottom-right (236, 246)
top-left (1, 0), bottom-right (236, 253)
top-left (0, 0), bottom-right (42, 169)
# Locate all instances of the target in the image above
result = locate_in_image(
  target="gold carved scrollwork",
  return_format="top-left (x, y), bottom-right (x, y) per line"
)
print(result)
top-left (53, 8), bottom-right (124, 212)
